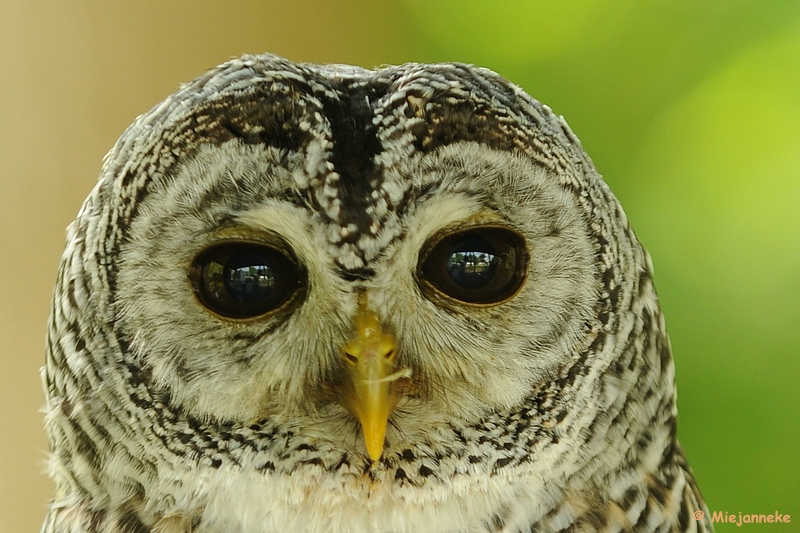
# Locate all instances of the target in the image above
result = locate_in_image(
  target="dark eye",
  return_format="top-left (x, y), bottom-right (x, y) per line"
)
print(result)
top-left (189, 242), bottom-right (304, 319)
top-left (418, 227), bottom-right (528, 305)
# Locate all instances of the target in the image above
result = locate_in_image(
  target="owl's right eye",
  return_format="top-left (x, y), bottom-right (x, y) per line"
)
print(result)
top-left (189, 242), bottom-right (304, 319)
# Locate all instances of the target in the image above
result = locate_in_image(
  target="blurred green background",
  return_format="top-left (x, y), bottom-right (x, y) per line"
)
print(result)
top-left (1, 1), bottom-right (798, 531)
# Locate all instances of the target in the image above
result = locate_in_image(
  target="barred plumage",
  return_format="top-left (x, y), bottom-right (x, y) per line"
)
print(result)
top-left (42, 53), bottom-right (711, 532)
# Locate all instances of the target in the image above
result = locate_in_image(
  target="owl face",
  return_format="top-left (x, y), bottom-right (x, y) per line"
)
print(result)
top-left (44, 54), bottom-right (709, 533)
top-left (116, 139), bottom-right (598, 458)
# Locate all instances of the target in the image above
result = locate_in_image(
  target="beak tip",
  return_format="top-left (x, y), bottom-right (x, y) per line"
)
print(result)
top-left (365, 434), bottom-right (385, 462)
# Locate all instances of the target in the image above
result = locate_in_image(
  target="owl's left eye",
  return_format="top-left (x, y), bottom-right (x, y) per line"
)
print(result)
top-left (189, 242), bottom-right (304, 319)
top-left (418, 226), bottom-right (528, 305)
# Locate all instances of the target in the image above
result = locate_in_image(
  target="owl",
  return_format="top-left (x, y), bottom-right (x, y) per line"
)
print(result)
top-left (41, 53), bottom-right (712, 533)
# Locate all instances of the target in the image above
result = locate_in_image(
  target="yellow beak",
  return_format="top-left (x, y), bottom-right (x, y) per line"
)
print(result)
top-left (340, 296), bottom-right (408, 461)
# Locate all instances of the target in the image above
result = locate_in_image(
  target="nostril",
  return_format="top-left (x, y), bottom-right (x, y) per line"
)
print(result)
top-left (384, 349), bottom-right (395, 360)
top-left (345, 352), bottom-right (358, 364)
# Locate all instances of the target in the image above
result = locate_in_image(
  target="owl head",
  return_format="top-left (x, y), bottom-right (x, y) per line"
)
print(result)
top-left (43, 54), bottom-right (679, 531)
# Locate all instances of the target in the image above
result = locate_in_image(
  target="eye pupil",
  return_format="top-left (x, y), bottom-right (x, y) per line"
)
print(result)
top-left (420, 227), bottom-right (527, 305)
top-left (446, 236), bottom-right (498, 290)
top-left (190, 242), bottom-right (303, 319)
top-left (223, 251), bottom-right (278, 304)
